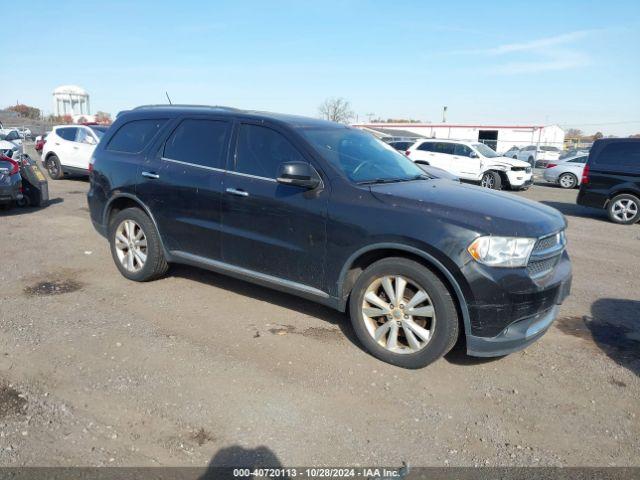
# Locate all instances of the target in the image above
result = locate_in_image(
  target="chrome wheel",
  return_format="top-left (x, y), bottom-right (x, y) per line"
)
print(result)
top-left (114, 220), bottom-right (147, 272)
top-left (611, 199), bottom-right (638, 222)
top-left (481, 173), bottom-right (494, 188)
top-left (361, 275), bottom-right (436, 354)
top-left (559, 173), bottom-right (577, 189)
top-left (47, 159), bottom-right (59, 177)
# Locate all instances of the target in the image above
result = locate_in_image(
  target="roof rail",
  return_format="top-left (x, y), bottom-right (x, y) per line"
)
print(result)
top-left (132, 104), bottom-right (240, 111)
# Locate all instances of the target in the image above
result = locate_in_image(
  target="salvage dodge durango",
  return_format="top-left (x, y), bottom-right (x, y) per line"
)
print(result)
top-left (88, 105), bottom-right (572, 368)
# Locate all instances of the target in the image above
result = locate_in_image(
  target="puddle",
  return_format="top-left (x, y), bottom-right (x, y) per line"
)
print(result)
top-left (0, 385), bottom-right (27, 418)
top-left (191, 427), bottom-right (215, 446)
top-left (556, 315), bottom-right (639, 360)
top-left (25, 279), bottom-right (83, 296)
top-left (267, 324), bottom-right (343, 342)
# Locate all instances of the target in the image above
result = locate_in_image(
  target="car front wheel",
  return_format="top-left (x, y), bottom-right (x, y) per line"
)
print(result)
top-left (608, 194), bottom-right (640, 225)
top-left (480, 171), bottom-right (502, 190)
top-left (349, 258), bottom-right (459, 369)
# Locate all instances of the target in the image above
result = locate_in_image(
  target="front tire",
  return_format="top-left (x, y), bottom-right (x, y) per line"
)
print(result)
top-left (558, 173), bottom-right (578, 189)
top-left (607, 194), bottom-right (640, 225)
top-left (480, 171), bottom-right (502, 190)
top-left (348, 258), bottom-right (459, 369)
top-left (45, 155), bottom-right (64, 180)
top-left (108, 208), bottom-right (169, 281)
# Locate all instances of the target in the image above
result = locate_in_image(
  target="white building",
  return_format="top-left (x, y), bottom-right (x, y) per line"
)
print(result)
top-left (53, 85), bottom-right (90, 118)
top-left (354, 123), bottom-right (565, 153)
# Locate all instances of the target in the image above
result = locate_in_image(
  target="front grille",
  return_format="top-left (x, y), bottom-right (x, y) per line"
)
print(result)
top-left (527, 256), bottom-right (560, 277)
top-left (527, 231), bottom-right (566, 279)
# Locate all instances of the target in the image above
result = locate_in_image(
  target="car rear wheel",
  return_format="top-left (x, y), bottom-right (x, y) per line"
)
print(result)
top-left (480, 171), bottom-right (502, 190)
top-left (558, 173), bottom-right (578, 189)
top-left (109, 208), bottom-right (169, 281)
top-left (608, 194), bottom-right (640, 225)
top-left (349, 257), bottom-right (459, 369)
top-left (45, 155), bottom-right (64, 180)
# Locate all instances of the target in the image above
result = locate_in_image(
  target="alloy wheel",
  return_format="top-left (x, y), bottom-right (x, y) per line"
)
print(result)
top-left (611, 199), bottom-right (639, 222)
top-left (559, 174), bottom-right (576, 188)
top-left (114, 219), bottom-right (148, 272)
top-left (481, 173), bottom-right (494, 188)
top-left (47, 159), bottom-right (59, 177)
top-left (361, 275), bottom-right (436, 354)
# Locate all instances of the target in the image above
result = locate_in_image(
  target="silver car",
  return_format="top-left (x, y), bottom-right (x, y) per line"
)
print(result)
top-left (543, 155), bottom-right (588, 189)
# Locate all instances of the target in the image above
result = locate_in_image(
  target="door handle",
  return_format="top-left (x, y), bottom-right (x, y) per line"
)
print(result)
top-left (73, 146), bottom-right (79, 150)
top-left (226, 187), bottom-right (249, 197)
top-left (142, 171), bottom-right (160, 179)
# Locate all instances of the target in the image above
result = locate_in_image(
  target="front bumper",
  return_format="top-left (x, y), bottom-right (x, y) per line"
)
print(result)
top-left (463, 251), bottom-right (572, 357)
top-left (506, 170), bottom-right (533, 188)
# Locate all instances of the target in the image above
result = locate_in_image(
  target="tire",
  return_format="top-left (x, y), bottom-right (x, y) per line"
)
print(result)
top-left (607, 194), bottom-right (640, 225)
top-left (45, 155), bottom-right (64, 180)
top-left (348, 257), bottom-right (459, 369)
top-left (480, 171), bottom-right (502, 190)
top-left (558, 173), bottom-right (578, 189)
top-left (108, 207), bottom-right (169, 281)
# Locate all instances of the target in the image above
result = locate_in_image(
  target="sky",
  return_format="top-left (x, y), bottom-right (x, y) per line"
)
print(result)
top-left (3, 0), bottom-right (640, 136)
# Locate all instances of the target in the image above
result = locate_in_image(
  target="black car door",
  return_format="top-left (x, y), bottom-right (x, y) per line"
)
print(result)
top-left (220, 121), bottom-right (328, 291)
top-left (137, 116), bottom-right (232, 260)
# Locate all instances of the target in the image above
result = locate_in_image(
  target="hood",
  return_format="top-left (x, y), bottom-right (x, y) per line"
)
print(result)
top-left (369, 179), bottom-right (566, 238)
top-left (485, 156), bottom-right (531, 168)
top-left (0, 140), bottom-right (18, 150)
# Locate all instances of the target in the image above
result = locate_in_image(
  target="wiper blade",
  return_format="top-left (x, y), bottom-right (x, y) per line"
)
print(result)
top-left (357, 175), bottom-right (429, 185)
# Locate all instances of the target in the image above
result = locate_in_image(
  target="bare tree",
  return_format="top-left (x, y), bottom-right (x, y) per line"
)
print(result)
top-left (318, 97), bottom-right (354, 124)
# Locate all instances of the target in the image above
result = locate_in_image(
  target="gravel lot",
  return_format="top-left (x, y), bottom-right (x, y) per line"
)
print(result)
top-left (0, 148), bottom-right (638, 468)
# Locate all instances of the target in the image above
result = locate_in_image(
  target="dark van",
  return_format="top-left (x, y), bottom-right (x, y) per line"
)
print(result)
top-left (88, 105), bottom-right (571, 368)
top-left (577, 138), bottom-right (640, 225)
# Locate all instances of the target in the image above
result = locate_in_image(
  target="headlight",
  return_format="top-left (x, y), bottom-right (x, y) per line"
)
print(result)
top-left (467, 236), bottom-right (536, 267)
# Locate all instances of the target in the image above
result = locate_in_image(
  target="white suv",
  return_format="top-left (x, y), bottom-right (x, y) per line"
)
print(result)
top-left (42, 124), bottom-right (108, 179)
top-left (406, 139), bottom-right (533, 190)
top-left (516, 145), bottom-right (561, 168)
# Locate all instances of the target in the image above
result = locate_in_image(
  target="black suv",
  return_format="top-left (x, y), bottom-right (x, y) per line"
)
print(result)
top-left (88, 105), bottom-right (572, 368)
top-left (577, 138), bottom-right (640, 225)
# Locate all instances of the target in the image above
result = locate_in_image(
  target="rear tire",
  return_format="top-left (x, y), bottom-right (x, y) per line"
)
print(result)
top-left (348, 257), bottom-right (459, 369)
top-left (108, 208), bottom-right (169, 281)
top-left (558, 173), bottom-right (578, 189)
top-left (607, 194), bottom-right (640, 225)
top-left (45, 155), bottom-right (64, 180)
top-left (480, 171), bottom-right (502, 190)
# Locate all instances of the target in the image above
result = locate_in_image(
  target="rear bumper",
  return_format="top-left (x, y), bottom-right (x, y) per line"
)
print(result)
top-left (466, 274), bottom-right (571, 357)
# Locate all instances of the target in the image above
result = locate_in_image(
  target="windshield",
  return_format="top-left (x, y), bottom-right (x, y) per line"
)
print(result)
top-left (300, 127), bottom-right (425, 183)
top-left (472, 143), bottom-right (499, 158)
top-left (90, 126), bottom-right (108, 139)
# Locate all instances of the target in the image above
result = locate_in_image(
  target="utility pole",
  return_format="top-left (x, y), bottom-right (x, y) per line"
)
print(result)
top-left (442, 106), bottom-right (448, 123)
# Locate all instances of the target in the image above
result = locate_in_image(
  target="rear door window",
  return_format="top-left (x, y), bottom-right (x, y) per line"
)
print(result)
top-left (418, 142), bottom-right (434, 152)
top-left (107, 119), bottom-right (167, 154)
top-left (434, 143), bottom-right (455, 155)
top-left (57, 127), bottom-right (79, 142)
top-left (234, 124), bottom-right (305, 179)
top-left (163, 119), bottom-right (231, 169)
top-left (595, 142), bottom-right (640, 168)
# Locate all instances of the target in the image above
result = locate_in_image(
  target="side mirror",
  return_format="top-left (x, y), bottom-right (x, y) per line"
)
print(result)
top-left (85, 136), bottom-right (96, 145)
top-left (277, 161), bottom-right (321, 189)
top-left (469, 151), bottom-right (479, 158)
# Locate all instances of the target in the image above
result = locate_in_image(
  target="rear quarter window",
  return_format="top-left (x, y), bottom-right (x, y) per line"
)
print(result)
top-left (594, 142), bottom-right (640, 169)
top-left (106, 119), bottom-right (167, 154)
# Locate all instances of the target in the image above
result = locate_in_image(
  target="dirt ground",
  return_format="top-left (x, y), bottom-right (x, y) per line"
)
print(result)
top-left (0, 148), bottom-right (638, 468)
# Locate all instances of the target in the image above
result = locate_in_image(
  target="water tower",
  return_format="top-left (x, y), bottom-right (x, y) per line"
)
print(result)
top-left (53, 85), bottom-right (90, 117)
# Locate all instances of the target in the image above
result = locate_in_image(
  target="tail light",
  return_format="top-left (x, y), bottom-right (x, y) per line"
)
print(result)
top-left (581, 164), bottom-right (590, 185)
top-left (0, 155), bottom-right (20, 175)
top-left (88, 156), bottom-right (95, 173)
top-left (405, 150), bottom-right (411, 156)
top-left (546, 163), bottom-right (557, 169)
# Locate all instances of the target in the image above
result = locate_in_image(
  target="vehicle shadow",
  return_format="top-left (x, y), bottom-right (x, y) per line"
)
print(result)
top-left (0, 197), bottom-right (63, 217)
top-left (540, 200), bottom-right (609, 222)
top-left (169, 265), bottom-right (363, 350)
top-left (556, 299), bottom-right (640, 377)
top-left (200, 445), bottom-right (288, 479)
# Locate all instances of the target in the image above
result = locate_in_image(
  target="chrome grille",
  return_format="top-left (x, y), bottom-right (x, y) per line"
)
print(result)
top-left (527, 256), bottom-right (560, 277)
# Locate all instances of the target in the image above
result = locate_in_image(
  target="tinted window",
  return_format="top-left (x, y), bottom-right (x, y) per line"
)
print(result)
top-left (163, 119), bottom-right (230, 169)
top-left (418, 142), bottom-right (434, 152)
top-left (434, 143), bottom-right (455, 155)
top-left (235, 124), bottom-right (305, 178)
top-left (107, 119), bottom-right (167, 154)
top-left (57, 127), bottom-right (78, 142)
top-left (454, 144), bottom-right (472, 157)
top-left (569, 156), bottom-right (587, 163)
top-left (595, 142), bottom-right (640, 168)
